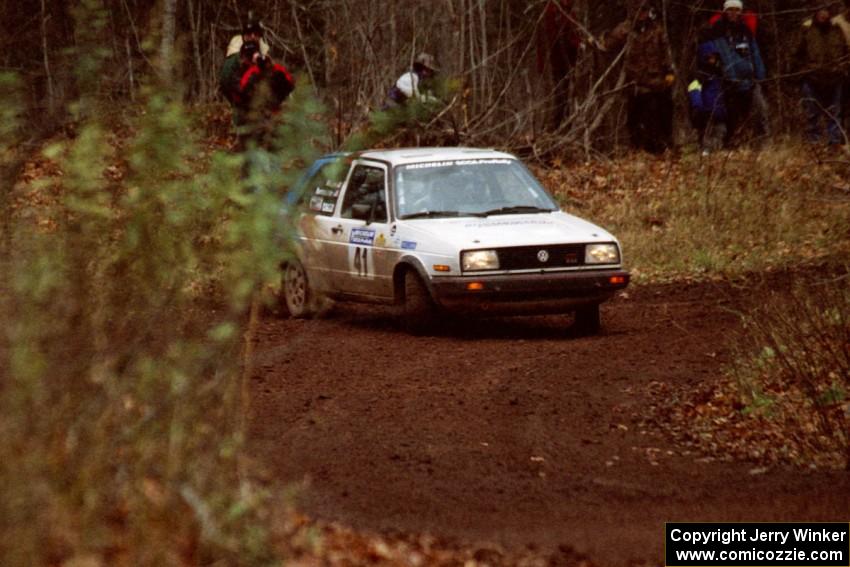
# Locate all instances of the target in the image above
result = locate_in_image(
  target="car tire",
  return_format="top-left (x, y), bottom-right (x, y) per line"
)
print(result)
top-left (282, 259), bottom-right (315, 318)
top-left (573, 304), bottom-right (601, 335)
top-left (401, 270), bottom-right (437, 335)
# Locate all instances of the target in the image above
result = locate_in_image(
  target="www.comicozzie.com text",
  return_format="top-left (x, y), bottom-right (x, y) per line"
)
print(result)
top-left (670, 527), bottom-right (848, 546)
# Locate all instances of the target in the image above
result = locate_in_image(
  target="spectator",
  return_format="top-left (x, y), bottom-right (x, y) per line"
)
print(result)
top-left (385, 52), bottom-right (440, 108)
top-left (709, 0), bottom-right (767, 147)
top-left (709, 5), bottom-right (771, 139)
top-left (226, 19), bottom-right (270, 58)
top-left (536, 0), bottom-right (582, 129)
top-left (607, 0), bottom-right (675, 153)
top-left (795, 4), bottom-right (848, 145)
top-left (804, 0), bottom-right (850, 135)
top-left (688, 41), bottom-right (727, 154)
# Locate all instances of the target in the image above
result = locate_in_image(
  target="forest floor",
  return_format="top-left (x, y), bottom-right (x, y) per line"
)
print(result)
top-left (247, 265), bottom-right (850, 566)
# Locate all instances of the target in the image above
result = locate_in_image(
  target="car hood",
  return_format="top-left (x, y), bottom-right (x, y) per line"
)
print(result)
top-left (400, 212), bottom-right (616, 249)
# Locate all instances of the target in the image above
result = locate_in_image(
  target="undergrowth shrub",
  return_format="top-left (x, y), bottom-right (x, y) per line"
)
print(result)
top-left (732, 280), bottom-right (850, 470)
top-left (0, 65), bottom-right (328, 567)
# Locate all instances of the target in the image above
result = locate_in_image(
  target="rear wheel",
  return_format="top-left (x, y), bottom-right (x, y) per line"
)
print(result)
top-left (401, 271), bottom-right (437, 334)
top-left (282, 260), bottom-right (314, 318)
top-left (573, 304), bottom-right (601, 335)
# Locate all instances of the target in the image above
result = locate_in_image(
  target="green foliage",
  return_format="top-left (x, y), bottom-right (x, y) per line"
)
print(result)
top-left (0, 72), bottom-right (23, 242)
top-left (740, 389), bottom-right (775, 417)
top-left (0, 83), bottom-right (331, 566)
top-left (817, 385), bottom-right (845, 407)
top-left (0, 73), bottom-right (22, 141)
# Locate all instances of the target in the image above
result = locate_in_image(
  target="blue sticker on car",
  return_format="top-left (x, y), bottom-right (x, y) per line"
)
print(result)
top-left (350, 228), bottom-right (376, 246)
top-left (401, 241), bottom-right (417, 250)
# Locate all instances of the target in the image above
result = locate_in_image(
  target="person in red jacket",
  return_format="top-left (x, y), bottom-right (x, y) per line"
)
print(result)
top-left (236, 42), bottom-right (295, 149)
top-left (536, 0), bottom-right (582, 129)
top-left (708, 1), bottom-right (771, 144)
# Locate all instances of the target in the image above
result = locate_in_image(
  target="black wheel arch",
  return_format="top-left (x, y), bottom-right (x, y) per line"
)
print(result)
top-left (393, 256), bottom-right (437, 304)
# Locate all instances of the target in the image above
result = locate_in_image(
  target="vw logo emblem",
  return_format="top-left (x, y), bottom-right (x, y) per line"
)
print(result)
top-left (537, 250), bottom-right (550, 263)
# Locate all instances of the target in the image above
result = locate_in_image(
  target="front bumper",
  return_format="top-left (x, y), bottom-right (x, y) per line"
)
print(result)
top-left (429, 269), bottom-right (630, 315)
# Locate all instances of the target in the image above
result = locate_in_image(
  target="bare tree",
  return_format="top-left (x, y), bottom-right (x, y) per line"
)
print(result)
top-left (159, 0), bottom-right (178, 82)
top-left (40, 0), bottom-right (56, 115)
top-left (4, 0), bottom-right (835, 153)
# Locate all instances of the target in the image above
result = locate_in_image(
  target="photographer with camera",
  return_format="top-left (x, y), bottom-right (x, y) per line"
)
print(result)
top-left (237, 43), bottom-right (295, 149)
top-left (232, 40), bottom-right (295, 149)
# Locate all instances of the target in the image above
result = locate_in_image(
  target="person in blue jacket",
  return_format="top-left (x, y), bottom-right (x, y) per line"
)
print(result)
top-left (709, 0), bottom-right (767, 146)
top-left (688, 41), bottom-right (727, 154)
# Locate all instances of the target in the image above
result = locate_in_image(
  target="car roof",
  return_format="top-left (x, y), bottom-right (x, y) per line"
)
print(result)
top-left (350, 147), bottom-right (517, 167)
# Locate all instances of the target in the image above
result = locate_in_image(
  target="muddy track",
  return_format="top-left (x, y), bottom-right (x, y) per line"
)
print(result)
top-left (248, 274), bottom-right (850, 565)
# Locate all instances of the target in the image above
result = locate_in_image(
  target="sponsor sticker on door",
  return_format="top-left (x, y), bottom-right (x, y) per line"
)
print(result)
top-left (350, 228), bottom-right (376, 246)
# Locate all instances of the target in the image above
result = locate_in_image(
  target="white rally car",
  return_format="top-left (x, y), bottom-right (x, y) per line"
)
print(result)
top-left (280, 148), bottom-right (629, 333)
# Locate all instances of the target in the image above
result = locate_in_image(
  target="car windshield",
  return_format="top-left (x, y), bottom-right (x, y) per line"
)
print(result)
top-left (394, 159), bottom-right (558, 219)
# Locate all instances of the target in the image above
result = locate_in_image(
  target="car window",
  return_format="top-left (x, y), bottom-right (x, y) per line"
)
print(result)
top-left (340, 165), bottom-right (388, 222)
top-left (395, 159), bottom-right (557, 218)
top-left (298, 161), bottom-right (347, 216)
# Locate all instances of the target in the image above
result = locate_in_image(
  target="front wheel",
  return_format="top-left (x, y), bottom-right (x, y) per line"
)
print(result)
top-left (282, 259), bottom-right (314, 318)
top-left (401, 271), bottom-right (438, 334)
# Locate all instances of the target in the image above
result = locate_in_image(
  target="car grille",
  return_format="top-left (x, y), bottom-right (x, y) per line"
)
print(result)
top-left (496, 244), bottom-right (585, 271)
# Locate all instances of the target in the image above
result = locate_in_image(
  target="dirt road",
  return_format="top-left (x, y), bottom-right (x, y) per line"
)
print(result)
top-left (248, 275), bottom-right (850, 565)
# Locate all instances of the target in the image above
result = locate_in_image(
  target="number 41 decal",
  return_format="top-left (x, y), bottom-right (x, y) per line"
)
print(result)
top-left (352, 247), bottom-right (371, 277)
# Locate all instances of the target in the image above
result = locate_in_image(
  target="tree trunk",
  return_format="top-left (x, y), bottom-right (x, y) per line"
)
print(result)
top-left (40, 0), bottom-right (56, 115)
top-left (187, 0), bottom-right (205, 100)
top-left (126, 37), bottom-right (135, 101)
top-left (159, 0), bottom-right (178, 82)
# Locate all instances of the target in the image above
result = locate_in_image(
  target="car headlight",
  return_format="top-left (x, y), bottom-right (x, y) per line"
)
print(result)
top-left (462, 250), bottom-right (499, 271)
top-left (585, 243), bottom-right (620, 264)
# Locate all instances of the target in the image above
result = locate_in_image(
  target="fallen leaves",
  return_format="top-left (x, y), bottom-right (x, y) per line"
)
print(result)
top-left (644, 373), bottom-right (847, 471)
top-left (275, 509), bottom-right (596, 567)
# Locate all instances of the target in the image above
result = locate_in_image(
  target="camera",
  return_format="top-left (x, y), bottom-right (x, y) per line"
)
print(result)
top-left (240, 40), bottom-right (260, 61)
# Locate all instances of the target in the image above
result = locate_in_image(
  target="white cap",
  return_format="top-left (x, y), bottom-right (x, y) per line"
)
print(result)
top-left (723, 0), bottom-right (743, 10)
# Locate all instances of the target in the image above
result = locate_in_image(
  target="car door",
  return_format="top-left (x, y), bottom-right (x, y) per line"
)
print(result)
top-left (291, 158), bottom-right (348, 294)
top-left (327, 161), bottom-right (396, 299)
